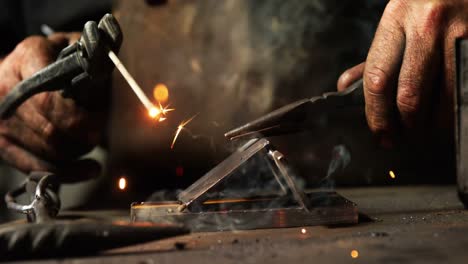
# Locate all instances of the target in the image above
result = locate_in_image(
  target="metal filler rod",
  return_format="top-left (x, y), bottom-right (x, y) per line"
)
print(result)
top-left (108, 50), bottom-right (155, 111)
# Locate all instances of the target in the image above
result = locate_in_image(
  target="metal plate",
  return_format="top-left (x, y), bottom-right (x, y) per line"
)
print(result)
top-left (131, 138), bottom-right (358, 231)
top-left (131, 192), bottom-right (357, 232)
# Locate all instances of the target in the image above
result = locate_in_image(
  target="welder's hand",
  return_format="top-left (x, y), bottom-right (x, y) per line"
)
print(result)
top-left (0, 34), bottom-right (103, 180)
top-left (338, 0), bottom-right (468, 144)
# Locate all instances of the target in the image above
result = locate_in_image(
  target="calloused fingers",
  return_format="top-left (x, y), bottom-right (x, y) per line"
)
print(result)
top-left (0, 115), bottom-right (64, 161)
top-left (337, 62), bottom-right (365, 92)
top-left (0, 135), bottom-right (100, 182)
top-left (396, 7), bottom-right (442, 131)
top-left (364, 1), bottom-right (406, 136)
top-left (0, 46), bottom-right (94, 159)
top-left (13, 36), bottom-right (103, 146)
top-left (47, 32), bottom-right (81, 46)
top-left (14, 104), bottom-right (96, 158)
top-left (0, 136), bottom-right (53, 172)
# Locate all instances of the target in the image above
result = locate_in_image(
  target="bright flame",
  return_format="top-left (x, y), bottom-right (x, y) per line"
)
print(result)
top-left (153, 83), bottom-right (169, 103)
top-left (350, 250), bottom-right (359, 258)
top-left (149, 107), bottom-right (161, 118)
top-left (389, 170), bottom-right (396, 179)
top-left (301, 228), bottom-right (307, 234)
top-left (171, 114), bottom-right (197, 149)
top-left (118, 177), bottom-right (127, 190)
top-left (148, 103), bottom-right (174, 120)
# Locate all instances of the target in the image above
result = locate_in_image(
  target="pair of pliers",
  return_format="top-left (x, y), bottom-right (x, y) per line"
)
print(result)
top-left (225, 79), bottom-right (365, 140)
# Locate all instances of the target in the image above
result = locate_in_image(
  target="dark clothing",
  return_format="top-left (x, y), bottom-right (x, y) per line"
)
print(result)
top-left (0, 0), bottom-right (112, 55)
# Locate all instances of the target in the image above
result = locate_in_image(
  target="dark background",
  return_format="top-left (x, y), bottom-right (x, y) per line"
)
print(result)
top-left (0, 0), bottom-right (456, 215)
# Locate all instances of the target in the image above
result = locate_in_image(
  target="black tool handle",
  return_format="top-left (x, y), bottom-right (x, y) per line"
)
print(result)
top-left (0, 54), bottom-right (84, 119)
top-left (0, 221), bottom-right (188, 260)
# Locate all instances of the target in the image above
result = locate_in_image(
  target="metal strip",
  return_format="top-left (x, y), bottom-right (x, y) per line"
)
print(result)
top-left (177, 138), bottom-right (270, 208)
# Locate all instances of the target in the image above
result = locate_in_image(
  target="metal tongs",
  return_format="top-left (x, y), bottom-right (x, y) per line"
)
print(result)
top-left (5, 172), bottom-right (61, 223)
top-left (225, 79), bottom-right (364, 140)
top-left (0, 14), bottom-right (122, 119)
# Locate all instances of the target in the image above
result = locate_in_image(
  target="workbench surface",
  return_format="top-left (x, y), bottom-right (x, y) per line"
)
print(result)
top-left (12, 186), bottom-right (468, 264)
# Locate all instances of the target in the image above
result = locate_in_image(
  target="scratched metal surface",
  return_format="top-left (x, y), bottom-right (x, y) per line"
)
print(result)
top-left (11, 186), bottom-right (468, 264)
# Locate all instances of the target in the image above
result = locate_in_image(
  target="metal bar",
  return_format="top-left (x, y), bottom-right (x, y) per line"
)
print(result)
top-left (177, 138), bottom-right (270, 210)
top-left (269, 150), bottom-right (309, 211)
top-left (108, 50), bottom-right (155, 111)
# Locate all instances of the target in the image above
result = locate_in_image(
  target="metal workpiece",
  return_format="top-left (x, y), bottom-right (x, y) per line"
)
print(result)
top-left (131, 138), bottom-right (358, 232)
top-left (177, 138), bottom-right (271, 210)
top-left (0, 13), bottom-right (122, 119)
top-left (225, 79), bottom-right (364, 140)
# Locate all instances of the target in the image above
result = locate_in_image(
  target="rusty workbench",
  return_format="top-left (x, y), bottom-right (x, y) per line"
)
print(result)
top-left (10, 186), bottom-right (468, 264)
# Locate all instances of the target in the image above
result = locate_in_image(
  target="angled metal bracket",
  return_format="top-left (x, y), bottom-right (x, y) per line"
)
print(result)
top-left (131, 138), bottom-right (358, 232)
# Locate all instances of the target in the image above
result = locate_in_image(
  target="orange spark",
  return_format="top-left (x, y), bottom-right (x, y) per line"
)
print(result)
top-left (162, 107), bottom-right (175, 115)
top-left (389, 170), bottom-right (396, 179)
top-left (301, 228), bottom-right (307, 234)
top-left (153, 83), bottom-right (169, 103)
top-left (171, 114), bottom-right (197, 149)
top-left (159, 102), bottom-right (174, 115)
top-left (118, 177), bottom-right (127, 190)
top-left (350, 250), bottom-right (359, 258)
top-left (148, 103), bottom-right (174, 120)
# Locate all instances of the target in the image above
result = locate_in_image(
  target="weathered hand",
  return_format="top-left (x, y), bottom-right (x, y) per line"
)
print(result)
top-left (338, 0), bottom-right (468, 144)
top-left (0, 34), bottom-right (104, 180)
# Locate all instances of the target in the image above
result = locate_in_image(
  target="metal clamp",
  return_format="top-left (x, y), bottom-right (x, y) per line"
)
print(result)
top-left (5, 172), bottom-right (60, 223)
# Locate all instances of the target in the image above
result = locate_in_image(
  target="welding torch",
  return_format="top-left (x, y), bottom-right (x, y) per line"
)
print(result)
top-left (225, 79), bottom-right (365, 140)
top-left (0, 14), bottom-right (123, 119)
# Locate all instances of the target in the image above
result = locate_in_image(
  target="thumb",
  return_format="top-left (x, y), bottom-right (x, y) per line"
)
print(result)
top-left (337, 62), bottom-right (365, 92)
top-left (47, 32), bottom-right (81, 46)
